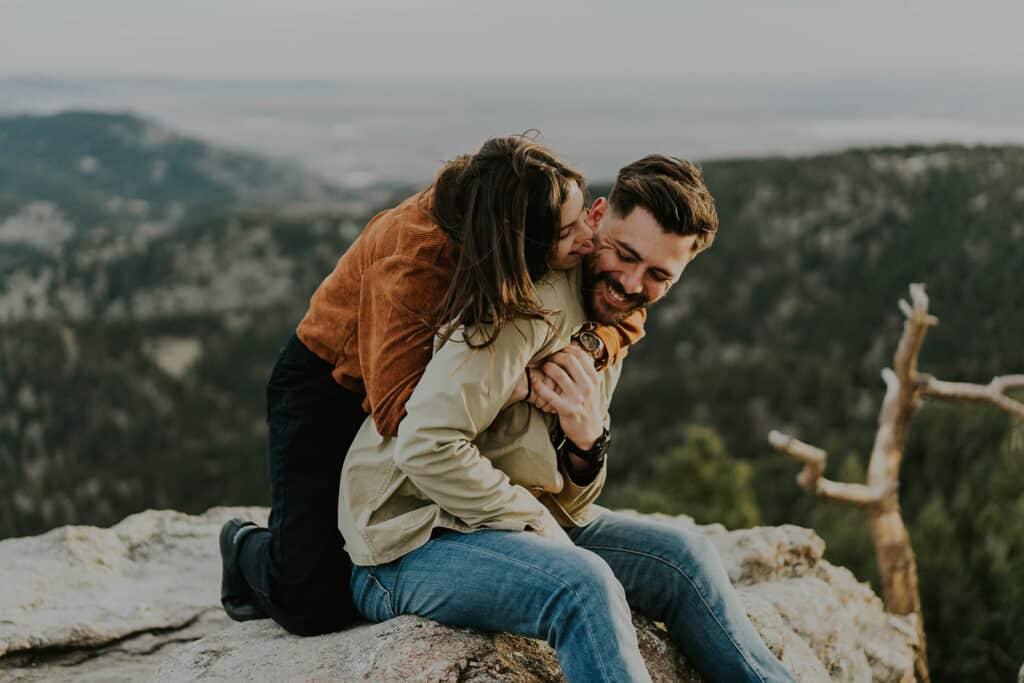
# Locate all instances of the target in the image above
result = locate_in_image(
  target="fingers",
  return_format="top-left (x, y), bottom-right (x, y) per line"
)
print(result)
top-left (532, 399), bottom-right (557, 414)
top-left (530, 371), bottom-right (573, 415)
top-left (532, 367), bottom-right (559, 393)
top-left (525, 341), bottom-right (600, 418)
top-left (541, 347), bottom-right (597, 404)
top-left (526, 368), bottom-right (558, 413)
top-left (541, 361), bottom-right (575, 397)
top-left (547, 345), bottom-right (599, 386)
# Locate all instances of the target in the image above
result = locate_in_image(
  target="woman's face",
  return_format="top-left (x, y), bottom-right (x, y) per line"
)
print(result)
top-left (548, 180), bottom-right (595, 270)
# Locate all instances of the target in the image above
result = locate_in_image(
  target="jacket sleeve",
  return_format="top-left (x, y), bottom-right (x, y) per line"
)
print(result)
top-left (358, 255), bottom-right (452, 438)
top-left (391, 314), bottom-right (555, 531)
top-left (592, 308), bottom-right (646, 370)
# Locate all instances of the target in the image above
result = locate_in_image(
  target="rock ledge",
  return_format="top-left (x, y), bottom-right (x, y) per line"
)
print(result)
top-left (0, 507), bottom-right (917, 682)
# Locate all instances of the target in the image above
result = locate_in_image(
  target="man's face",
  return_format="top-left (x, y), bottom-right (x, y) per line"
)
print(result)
top-left (582, 198), bottom-right (699, 323)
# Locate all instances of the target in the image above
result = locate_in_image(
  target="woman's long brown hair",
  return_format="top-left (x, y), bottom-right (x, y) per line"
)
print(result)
top-left (425, 134), bottom-right (585, 349)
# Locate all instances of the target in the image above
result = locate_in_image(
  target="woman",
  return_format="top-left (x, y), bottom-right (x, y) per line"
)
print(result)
top-left (219, 135), bottom-right (646, 636)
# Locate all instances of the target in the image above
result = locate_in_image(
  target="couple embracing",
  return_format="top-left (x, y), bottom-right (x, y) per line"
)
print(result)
top-left (219, 135), bottom-right (795, 682)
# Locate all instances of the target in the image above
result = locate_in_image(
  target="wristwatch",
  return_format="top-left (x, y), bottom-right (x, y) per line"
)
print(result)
top-left (557, 427), bottom-right (611, 465)
top-left (571, 322), bottom-right (607, 369)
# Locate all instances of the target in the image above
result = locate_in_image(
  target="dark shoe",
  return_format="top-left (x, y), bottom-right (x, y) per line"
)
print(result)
top-left (219, 518), bottom-right (268, 622)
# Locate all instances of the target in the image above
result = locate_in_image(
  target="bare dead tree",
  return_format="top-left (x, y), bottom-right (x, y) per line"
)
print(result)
top-left (768, 283), bottom-right (1024, 683)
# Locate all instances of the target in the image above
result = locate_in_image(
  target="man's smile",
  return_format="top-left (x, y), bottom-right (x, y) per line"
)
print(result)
top-left (599, 276), bottom-right (643, 310)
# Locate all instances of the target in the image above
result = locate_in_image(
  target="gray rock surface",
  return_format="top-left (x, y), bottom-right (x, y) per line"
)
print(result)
top-left (1, 507), bottom-right (918, 682)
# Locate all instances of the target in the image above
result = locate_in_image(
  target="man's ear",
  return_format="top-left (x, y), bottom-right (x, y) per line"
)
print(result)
top-left (587, 197), bottom-right (609, 227)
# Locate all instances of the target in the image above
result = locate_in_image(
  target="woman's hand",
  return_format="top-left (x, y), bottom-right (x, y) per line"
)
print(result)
top-left (502, 368), bottom-right (561, 414)
top-left (525, 367), bottom-right (559, 414)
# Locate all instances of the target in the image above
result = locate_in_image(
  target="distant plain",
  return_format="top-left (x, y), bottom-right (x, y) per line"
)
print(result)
top-left (5, 74), bottom-right (1024, 185)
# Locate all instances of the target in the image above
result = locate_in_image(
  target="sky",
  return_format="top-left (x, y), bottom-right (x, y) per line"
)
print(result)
top-left (3, 0), bottom-right (1024, 80)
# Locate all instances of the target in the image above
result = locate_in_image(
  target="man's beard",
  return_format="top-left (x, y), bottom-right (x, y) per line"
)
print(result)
top-left (582, 258), bottom-right (649, 323)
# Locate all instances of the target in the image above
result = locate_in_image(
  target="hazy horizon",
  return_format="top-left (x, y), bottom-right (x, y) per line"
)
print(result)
top-left (5, 72), bottom-right (1024, 186)
top-left (5, 1), bottom-right (1024, 184)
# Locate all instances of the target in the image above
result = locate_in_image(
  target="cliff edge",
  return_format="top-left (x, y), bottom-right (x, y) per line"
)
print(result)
top-left (0, 507), bottom-right (917, 682)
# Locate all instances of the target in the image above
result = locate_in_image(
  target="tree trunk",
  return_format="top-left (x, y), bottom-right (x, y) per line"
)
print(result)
top-left (869, 506), bottom-right (929, 683)
top-left (769, 286), bottom-right (1024, 682)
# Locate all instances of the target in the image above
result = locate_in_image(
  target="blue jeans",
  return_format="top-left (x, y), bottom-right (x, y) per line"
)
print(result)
top-left (350, 510), bottom-right (794, 683)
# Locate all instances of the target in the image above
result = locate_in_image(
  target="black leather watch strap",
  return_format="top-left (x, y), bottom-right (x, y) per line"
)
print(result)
top-left (558, 427), bottom-right (611, 465)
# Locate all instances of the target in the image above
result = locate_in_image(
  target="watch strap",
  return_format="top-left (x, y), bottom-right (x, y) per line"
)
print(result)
top-left (558, 427), bottom-right (610, 465)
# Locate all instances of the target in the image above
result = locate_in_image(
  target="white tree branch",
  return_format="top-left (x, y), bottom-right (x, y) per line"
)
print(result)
top-left (920, 374), bottom-right (1024, 420)
top-left (768, 431), bottom-right (884, 507)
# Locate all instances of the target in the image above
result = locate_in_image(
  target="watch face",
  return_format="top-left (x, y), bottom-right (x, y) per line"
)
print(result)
top-left (574, 330), bottom-right (604, 358)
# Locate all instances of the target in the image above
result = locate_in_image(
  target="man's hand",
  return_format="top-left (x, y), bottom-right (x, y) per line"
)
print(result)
top-left (529, 345), bottom-right (605, 450)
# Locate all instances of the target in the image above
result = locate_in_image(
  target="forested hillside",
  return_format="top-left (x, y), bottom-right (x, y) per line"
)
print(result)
top-left (0, 110), bottom-right (372, 272)
top-left (1, 112), bottom-right (1021, 680)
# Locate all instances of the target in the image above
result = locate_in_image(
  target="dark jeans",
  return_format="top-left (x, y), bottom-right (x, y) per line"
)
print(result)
top-left (237, 333), bottom-right (367, 635)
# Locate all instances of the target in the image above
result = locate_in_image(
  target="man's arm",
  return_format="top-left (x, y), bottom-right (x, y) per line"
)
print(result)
top-left (592, 308), bottom-right (646, 369)
top-left (532, 347), bottom-right (623, 497)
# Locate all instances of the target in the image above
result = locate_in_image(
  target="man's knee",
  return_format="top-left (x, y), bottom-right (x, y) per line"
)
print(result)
top-left (549, 548), bottom-right (629, 623)
top-left (640, 527), bottom-right (734, 605)
top-left (675, 529), bottom-right (721, 566)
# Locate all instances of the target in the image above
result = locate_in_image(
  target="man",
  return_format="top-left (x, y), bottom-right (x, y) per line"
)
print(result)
top-left (342, 156), bottom-right (795, 682)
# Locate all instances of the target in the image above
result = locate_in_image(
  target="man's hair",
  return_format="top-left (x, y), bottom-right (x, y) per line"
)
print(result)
top-left (427, 134), bottom-right (585, 348)
top-left (608, 155), bottom-right (718, 253)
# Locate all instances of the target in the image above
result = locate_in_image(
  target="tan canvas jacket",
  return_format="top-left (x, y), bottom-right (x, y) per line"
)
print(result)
top-left (338, 266), bottom-right (622, 567)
